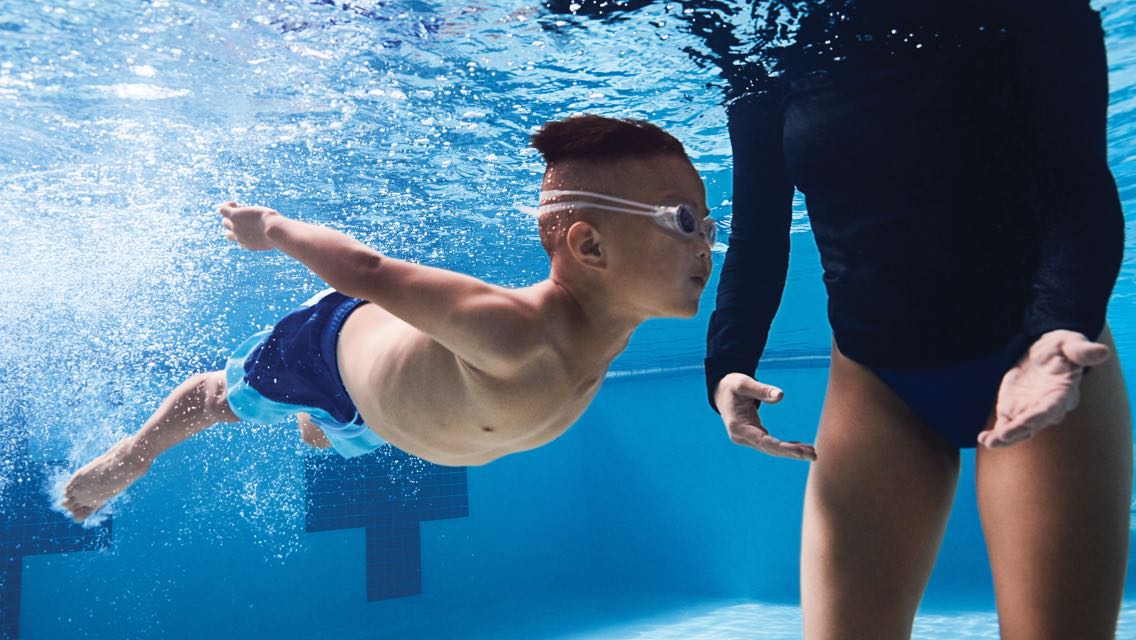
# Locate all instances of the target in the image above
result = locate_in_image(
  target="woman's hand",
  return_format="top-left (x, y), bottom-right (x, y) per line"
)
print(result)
top-left (218, 201), bottom-right (282, 251)
top-left (714, 372), bottom-right (817, 461)
top-left (978, 330), bottom-right (1111, 448)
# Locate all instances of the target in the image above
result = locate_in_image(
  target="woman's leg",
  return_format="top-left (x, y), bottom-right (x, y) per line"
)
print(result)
top-left (977, 327), bottom-right (1132, 640)
top-left (802, 343), bottom-right (961, 639)
top-left (62, 370), bottom-right (239, 521)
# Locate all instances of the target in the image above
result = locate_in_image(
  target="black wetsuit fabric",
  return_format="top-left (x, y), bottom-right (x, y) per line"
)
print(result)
top-left (705, 0), bottom-right (1125, 409)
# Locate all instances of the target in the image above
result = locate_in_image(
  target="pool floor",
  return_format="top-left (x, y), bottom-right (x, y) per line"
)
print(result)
top-left (340, 593), bottom-right (1136, 639)
top-left (558, 599), bottom-right (1136, 640)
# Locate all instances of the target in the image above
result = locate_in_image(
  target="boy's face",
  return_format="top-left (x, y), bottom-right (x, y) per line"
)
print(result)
top-left (600, 155), bottom-right (713, 319)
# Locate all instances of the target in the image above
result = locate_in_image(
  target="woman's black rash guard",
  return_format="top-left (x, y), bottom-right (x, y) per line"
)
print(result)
top-left (704, 0), bottom-right (1125, 410)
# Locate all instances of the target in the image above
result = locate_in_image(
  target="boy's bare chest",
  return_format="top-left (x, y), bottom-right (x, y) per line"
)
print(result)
top-left (340, 321), bottom-right (605, 462)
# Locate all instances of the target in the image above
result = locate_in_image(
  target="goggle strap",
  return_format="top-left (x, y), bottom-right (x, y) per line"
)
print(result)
top-left (538, 190), bottom-right (661, 211)
top-left (519, 201), bottom-right (672, 218)
top-left (518, 196), bottom-right (716, 243)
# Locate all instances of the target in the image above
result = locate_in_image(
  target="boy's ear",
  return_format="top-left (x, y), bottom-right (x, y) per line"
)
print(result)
top-left (565, 220), bottom-right (607, 270)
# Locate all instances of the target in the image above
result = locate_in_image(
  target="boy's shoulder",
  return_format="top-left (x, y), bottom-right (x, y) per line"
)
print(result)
top-left (447, 278), bottom-right (575, 374)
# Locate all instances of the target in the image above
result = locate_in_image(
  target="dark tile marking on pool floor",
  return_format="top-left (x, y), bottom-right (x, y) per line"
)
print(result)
top-left (304, 448), bottom-right (468, 600)
top-left (0, 414), bottom-right (113, 640)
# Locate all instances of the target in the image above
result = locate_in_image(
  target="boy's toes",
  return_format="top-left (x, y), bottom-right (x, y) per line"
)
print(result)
top-left (62, 499), bottom-right (81, 518)
top-left (61, 494), bottom-right (97, 522)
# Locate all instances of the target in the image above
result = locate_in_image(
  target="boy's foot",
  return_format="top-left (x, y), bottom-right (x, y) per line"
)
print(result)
top-left (297, 413), bottom-right (332, 449)
top-left (62, 436), bottom-right (153, 522)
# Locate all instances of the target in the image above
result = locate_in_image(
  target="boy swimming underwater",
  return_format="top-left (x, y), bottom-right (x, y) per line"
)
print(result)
top-left (63, 115), bottom-right (715, 522)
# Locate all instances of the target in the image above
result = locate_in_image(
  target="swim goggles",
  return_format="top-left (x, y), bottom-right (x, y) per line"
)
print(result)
top-left (518, 190), bottom-right (717, 245)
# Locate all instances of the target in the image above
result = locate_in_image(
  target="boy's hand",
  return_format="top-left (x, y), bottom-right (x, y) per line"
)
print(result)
top-left (978, 330), bottom-right (1110, 448)
top-left (219, 202), bottom-right (281, 251)
top-left (714, 372), bottom-right (817, 461)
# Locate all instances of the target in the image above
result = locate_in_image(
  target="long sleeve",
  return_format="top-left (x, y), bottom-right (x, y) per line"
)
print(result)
top-left (1008, 0), bottom-right (1125, 344)
top-left (705, 90), bottom-right (795, 411)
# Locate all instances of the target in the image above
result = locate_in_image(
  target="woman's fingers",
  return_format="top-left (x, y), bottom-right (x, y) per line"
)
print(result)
top-left (1062, 338), bottom-right (1111, 367)
top-left (728, 421), bottom-right (816, 461)
top-left (773, 438), bottom-right (817, 460)
top-left (732, 374), bottom-right (785, 404)
top-left (717, 374), bottom-right (811, 459)
top-left (980, 401), bottom-right (1055, 448)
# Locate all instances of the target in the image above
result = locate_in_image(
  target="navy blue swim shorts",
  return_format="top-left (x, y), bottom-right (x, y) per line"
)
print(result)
top-left (225, 289), bottom-right (386, 458)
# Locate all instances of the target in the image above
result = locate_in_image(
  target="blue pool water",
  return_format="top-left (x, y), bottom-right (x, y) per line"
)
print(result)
top-left (0, 0), bottom-right (1134, 638)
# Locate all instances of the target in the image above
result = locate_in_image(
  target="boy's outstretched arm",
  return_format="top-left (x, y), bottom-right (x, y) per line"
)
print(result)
top-left (219, 203), bottom-right (541, 374)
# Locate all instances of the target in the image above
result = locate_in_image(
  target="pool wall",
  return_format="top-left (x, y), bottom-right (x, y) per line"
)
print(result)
top-left (11, 358), bottom-right (1133, 638)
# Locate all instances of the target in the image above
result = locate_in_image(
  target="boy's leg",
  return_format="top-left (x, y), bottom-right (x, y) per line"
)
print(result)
top-left (801, 343), bottom-right (961, 640)
top-left (977, 328), bottom-right (1131, 640)
top-left (62, 370), bottom-right (239, 521)
top-left (296, 413), bottom-right (332, 449)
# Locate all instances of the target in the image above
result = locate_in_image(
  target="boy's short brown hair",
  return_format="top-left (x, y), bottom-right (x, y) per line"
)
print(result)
top-left (531, 114), bottom-right (690, 165)
top-left (530, 115), bottom-right (691, 256)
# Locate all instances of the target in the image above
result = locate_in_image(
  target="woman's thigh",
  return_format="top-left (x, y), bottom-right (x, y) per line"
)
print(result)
top-left (801, 342), bottom-right (961, 640)
top-left (976, 326), bottom-right (1132, 640)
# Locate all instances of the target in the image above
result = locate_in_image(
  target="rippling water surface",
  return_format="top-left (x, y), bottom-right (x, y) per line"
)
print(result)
top-left (1, 0), bottom-right (1133, 425)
